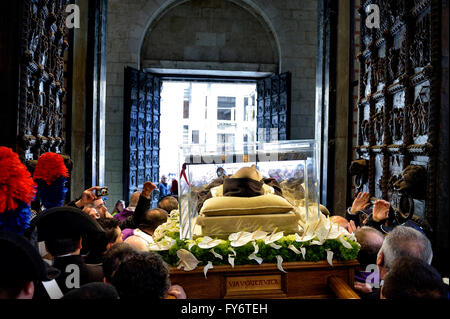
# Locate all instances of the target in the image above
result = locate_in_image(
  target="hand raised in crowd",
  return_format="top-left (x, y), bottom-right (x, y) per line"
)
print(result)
top-left (75, 186), bottom-right (103, 208)
top-left (350, 192), bottom-right (371, 214)
top-left (166, 284), bottom-right (187, 299)
top-left (372, 199), bottom-right (390, 222)
top-left (347, 220), bottom-right (360, 234)
top-left (141, 181), bottom-right (157, 199)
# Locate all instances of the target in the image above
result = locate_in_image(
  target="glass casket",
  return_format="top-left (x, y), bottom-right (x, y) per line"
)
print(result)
top-left (177, 140), bottom-right (322, 240)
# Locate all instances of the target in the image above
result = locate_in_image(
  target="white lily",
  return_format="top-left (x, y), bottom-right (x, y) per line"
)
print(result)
top-left (295, 232), bottom-right (315, 242)
top-left (229, 231), bottom-right (253, 247)
top-left (276, 255), bottom-right (287, 273)
top-left (198, 236), bottom-right (223, 249)
top-left (209, 248), bottom-right (223, 260)
top-left (339, 235), bottom-right (354, 249)
top-left (176, 249), bottom-right (200, 271)
top-left (203, 261), bottom-right (214, 278)
top-left (326, 249), bottom-right (334, 266)
top-left (251, 228), bottom-right (268, 241)
top-left (264, 228), bottom-right (284, 245)
top-left (288, 244), bottom-right (301, 255)
top-left (248, 241), bottom-right (263, 264)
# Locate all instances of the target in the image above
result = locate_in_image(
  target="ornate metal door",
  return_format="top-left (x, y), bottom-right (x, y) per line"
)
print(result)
top-left (256, 72), bottom-right (291, 141)
top-left (123, 67), bottom-right (161, 203)
top-left (352, 0), bottom-right (441, 234)
top-left (17, 0), bottom-right (72, 162)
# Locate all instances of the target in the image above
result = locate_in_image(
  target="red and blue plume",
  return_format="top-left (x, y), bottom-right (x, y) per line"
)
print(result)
top-left (0, 147), bottom-right (36, 234)
top-left (33, 152), bottom-right (69, 209)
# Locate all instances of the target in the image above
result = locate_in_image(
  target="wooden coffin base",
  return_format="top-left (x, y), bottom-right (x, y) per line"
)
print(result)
top-left (169, 260), bottom-right (360, 299)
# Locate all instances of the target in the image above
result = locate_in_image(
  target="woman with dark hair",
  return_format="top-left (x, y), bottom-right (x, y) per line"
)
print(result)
top-left (170, 179), bottom-right (178, 196)
top-left (111, 200), bottom-right (125, 217)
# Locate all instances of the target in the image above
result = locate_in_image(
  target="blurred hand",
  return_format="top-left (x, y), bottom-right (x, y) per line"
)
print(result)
top-left (350, 192), bottom-right (371, 214)
top-left (372, 200), bottom-right (390, 222)
top-left (354, 281), bottom-right (373, 294)
top-left (166, 284), bottom-right (187, 299)
top-left (76, 186), bottom-right (102, 208)
top-left (347, 220), bottom-right (360, 234)
top-left (142, 181), bottom-right (157, 198)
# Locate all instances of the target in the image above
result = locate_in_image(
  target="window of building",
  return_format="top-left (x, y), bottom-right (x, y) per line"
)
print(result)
top-left (183, 87), bottom-right (190, 119)
top-left (217, 96), bottom-right (236, 121)
top-left (217, 133), bottom-right (235, 144)
top-left (192, 130), bottom-right (199, 144)
top-left (183, 125), bottom-right (189, 144)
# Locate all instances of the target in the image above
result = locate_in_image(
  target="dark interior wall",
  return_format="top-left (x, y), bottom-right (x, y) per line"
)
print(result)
top-left (0, 1), bottom-right (20, 149)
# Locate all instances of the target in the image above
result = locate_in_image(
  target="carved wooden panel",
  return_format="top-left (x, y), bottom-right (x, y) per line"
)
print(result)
top-left (353, 0), bottom-right (439, 229)
top-left (18, 0), bottom-right (71, 161)
top-left (123, 67), bottom-right (161, 202)
top-left (256, 72), bottom-right (291, 141)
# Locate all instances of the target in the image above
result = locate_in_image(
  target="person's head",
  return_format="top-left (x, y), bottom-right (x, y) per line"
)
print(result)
top-left (157, 196), bottom-right (178, 213)
top-left (355, 226), bottom-right (384, 268)
top-left (139, 208), bottom-right (168, 234)
top-left (170, 179), bottom-right (178, 195)
top-left (111, 251), bottom-right (170, 299)
top-left (0, 231), bottom-right (48, 299)
top-left (88, 198), bottom-right (109, 218)
top-left (61, 282), bottom-right (120, 299)
top-left (102, 243), bottom-right (138, 283)
top-left (35, 207), bottom-right (105, 258)
top-left (330, 215), bottom-right (349, 228)
top-left (377, 226), bottom-right (433, 279)
top-left (113, 200), bottom-right (125, 213)
top-left (381, 256), bottom-right (447, 299)
top-left (96, 217), bottom-right (123, 251)
top-left (128, 191), bottom-right (141, 208)
top-left (161, 175), bottom-right (167, 184)
top-left (124, 236), bottom-right (148, 252)
top-left (45, 236), bottom-right (82, 257)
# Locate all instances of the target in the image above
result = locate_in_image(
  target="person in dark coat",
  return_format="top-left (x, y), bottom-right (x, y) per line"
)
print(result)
top-left (0, 231), bottom-right (51, 299)
top-left (32, 207), bottom-right (105, 297)
top-left (158, 175), bottom-right (171, 201)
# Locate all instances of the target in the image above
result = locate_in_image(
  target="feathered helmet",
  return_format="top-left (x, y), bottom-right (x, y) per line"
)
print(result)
top-left (33, 152), bottom-right (69, 210)
top-left (0, 147), bottom-right (36, 234)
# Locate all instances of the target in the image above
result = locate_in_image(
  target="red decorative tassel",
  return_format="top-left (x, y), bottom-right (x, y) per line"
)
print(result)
top-left (33, 152), bottom-right (69, 185)
top-left (0, 147), bottom-right (36, 212)
top-left (180, 163), bottom-right (190, 186)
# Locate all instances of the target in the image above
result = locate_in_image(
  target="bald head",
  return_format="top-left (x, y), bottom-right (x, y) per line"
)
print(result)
top-left (124, 236), bottom-right (148, 252)
top-left (330, 215), bottom-right (349, 228)
top-left (139, 208), bottom-right (168, 234)
top-left (158, 196), bottom-right (178, 213)
top-left (355, 226), bottom-right (384, 267)
top-left (129, 192), bottom-right (141, 208)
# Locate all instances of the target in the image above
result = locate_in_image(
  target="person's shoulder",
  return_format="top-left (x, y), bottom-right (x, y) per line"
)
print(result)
top-left (85, 263), bottom-right (104, 282)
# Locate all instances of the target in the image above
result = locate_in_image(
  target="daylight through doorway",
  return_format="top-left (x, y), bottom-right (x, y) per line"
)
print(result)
top-left (159, 80), bottom-right (257, 182)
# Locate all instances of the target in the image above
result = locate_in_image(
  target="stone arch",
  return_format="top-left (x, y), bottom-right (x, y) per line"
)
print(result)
top-left (136, 0), bottom-right (281, 72)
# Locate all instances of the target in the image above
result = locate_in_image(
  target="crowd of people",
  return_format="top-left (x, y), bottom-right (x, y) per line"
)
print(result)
top-left (0, 147), bottom-right (448, 299)
top-left (331, 192), bottom-right (448, 299)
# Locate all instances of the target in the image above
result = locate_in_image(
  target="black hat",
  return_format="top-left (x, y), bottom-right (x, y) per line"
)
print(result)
top-left (0, 231), bottom-right (49, 286)
top-left (33, 207), bottom-right (104, 242)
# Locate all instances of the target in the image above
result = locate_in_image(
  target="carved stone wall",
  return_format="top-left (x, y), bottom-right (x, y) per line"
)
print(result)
top-left (353, 0), bottom-right (439, 227)
top-left (18, 0), bottom-right (71, 161)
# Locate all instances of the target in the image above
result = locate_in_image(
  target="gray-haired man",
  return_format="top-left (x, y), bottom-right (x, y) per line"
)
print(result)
top-left (377, 225), bottom-right (433, 280)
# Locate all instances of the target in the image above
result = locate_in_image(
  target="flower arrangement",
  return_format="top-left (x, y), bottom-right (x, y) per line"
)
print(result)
top-left (149, 209), bottom-right (360, 276)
